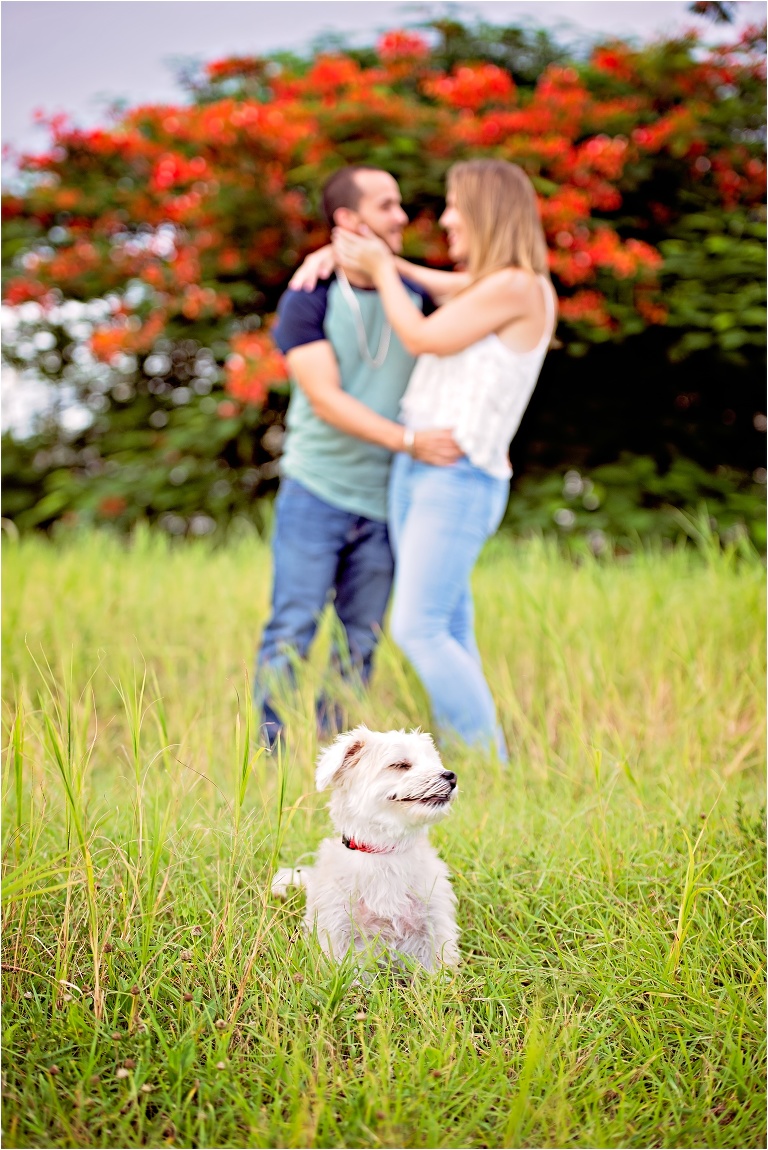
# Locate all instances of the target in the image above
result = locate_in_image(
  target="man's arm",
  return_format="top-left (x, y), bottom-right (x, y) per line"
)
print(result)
top-left (286, 341), bottom-right (461, 466)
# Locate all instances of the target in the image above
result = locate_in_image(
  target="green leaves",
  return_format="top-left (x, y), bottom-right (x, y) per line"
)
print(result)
top-left (504, 455), bottom-right (766, 553)
top-left (659, 211), bottom-right (766, 363)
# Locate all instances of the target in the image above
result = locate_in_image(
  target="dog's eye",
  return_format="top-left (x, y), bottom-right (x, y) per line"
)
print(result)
top-left (389, 761), bottom-right (411, 771)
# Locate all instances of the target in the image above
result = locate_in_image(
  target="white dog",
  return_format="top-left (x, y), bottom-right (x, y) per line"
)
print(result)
top-left (272, 726), bottom-right (460, 972)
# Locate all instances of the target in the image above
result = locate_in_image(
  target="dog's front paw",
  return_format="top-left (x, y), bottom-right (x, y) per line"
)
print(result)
top-left (436, 941), bottom-right (461, 971)
top-left (271, 867), bottom-right (303, 899)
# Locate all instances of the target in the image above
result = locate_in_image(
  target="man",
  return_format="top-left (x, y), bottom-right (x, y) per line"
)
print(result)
top-left (255, 165), bottom-right (459, 747)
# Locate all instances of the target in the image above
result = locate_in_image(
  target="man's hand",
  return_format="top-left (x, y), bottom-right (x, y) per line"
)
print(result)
top-left (289, 245), bottom-right (335, 292)
top-left (286, 342), bottom-right (460, 463)
top-left (410, 430), bottom-right (462, 467)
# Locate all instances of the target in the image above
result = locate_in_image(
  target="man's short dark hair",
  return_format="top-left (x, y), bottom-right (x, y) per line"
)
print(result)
top-left (321, 165), bottom-right (386, 227)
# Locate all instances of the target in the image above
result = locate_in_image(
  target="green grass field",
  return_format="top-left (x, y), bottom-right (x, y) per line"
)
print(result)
top-left (2, 527), bottom-right (765, 1149)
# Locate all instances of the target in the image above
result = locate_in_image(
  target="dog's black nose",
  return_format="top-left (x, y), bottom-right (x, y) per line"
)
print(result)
top-left (442, 770), bottom-right (457, 789)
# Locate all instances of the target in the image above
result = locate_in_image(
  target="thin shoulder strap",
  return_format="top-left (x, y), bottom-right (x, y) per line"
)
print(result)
top-left (528, 276), bottom-right (558, 351)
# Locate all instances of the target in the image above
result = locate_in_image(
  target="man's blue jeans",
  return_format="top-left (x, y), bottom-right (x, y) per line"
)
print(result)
top-left (254, 477), bottom-right (394, 747)
top-left (388, 453), bottom-right (509, 759)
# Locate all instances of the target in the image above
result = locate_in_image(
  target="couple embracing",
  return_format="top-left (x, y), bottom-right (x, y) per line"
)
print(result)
top-left (254, 159), bottom-right (557, 761)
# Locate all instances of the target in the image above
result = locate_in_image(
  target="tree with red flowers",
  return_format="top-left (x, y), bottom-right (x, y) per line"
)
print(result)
top-left (2, 18), bottom-right (765, 535)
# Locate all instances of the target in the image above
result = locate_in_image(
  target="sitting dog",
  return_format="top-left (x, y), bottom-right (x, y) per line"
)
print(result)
top-left (272, 726), bottom-right (460, 972)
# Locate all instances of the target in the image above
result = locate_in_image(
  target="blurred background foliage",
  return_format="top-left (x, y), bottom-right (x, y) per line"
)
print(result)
top-left (1, 13), bottom-right (765, 549)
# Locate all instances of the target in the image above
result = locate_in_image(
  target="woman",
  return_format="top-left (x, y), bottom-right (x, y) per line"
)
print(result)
top-left (298, 160), bottom-right (556, 758)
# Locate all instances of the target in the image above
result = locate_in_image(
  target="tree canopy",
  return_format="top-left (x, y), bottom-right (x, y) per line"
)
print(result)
top-left (2, 18), bottom-right (765, 538)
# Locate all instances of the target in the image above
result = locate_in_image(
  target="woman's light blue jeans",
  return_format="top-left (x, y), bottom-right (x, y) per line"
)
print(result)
top-left (388, 453), bottom-right (509, 759)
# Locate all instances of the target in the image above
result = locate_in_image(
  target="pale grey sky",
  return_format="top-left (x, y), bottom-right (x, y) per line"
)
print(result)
top-left (2, 1), bottom-right (763, 155)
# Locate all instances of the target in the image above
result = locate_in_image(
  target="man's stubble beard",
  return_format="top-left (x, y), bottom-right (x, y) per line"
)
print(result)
top-left (384, 230), bottom-right (404, 255)
top-left (360, 220), bottom-right (404, 255)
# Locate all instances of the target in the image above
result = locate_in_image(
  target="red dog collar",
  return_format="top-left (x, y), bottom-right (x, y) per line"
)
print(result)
top-left (342, 834), bottom-right (396, 855)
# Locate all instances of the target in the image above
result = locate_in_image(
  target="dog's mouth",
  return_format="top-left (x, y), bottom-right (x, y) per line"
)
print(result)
top-left (394, 793), bottom-right (453, 806)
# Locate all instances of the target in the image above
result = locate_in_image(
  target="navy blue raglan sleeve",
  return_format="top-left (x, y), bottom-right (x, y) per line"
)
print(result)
top-left (272, 281), bottom-right (330, 354)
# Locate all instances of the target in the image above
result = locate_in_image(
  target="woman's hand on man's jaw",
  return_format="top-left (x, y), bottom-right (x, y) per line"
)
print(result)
top-left (331, 226), bottom-right (392, 279)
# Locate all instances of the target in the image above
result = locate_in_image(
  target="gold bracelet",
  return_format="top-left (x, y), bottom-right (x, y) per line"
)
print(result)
top-left (402, 427), bottom-right (415, 455)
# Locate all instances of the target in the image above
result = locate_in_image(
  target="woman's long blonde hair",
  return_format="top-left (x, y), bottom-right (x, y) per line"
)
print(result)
top-left (448, 159), bottom-right (551, 283)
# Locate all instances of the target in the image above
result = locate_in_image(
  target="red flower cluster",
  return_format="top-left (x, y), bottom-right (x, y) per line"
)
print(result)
top-left (97, 495), bottom-right (128, 518)
top-left (558, 290), bottom-right (613, 329)
top-left (306, 56), bottom-right (364, 95)
top-left (150, 152), bottom-right (208, 192)
top-left (4, 278), bottom-right (54, 306)
top-left (377, 30), bottom-right (430, 62)
top-left (635, 292), bottom-right (669, 325)
top-left (550, 229), bottom-right (661, 287)
top-left (540, 188), bottom-right (593, 230)
top-left (632, 107), bottom-right (700, 155)
top-left (423, 63), bottom-right (515, 110)
top-left (206, 57), bottom-right (265, 81)
top-left (180, 283), bottom-right (232, 321)
top-left (3, 22), bottom-right (764, 350)
top-left (591, 44), bottom-right (637, 83)
top-left (224, 330), bottom-right (288, 408)
top-left (90, 311), bottom-right (166, 364)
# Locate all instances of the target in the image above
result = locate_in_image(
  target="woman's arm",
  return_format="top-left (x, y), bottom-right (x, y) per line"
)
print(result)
top-left (288, 243), bottom-right (469, 302)
top-left (392, 258), bottom-right (470, 304)
top-left (333, 229), bottom-right (536, 357)
top-left (376, 262), bottom-right (532, 356)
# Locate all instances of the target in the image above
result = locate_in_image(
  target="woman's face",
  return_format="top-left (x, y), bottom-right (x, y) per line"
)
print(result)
top-left (439, 190), bottom-right (469, 263)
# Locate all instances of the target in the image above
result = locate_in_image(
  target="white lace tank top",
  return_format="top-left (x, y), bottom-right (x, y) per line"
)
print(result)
top-left (401, 275), bottom-right (556, 479)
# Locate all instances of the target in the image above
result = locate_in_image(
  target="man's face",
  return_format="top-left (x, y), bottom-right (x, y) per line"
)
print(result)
top-left (345, 171), bottom-right (408, 253)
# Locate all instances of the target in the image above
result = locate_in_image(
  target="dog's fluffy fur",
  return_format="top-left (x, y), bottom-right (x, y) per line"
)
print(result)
top-left (272, 726), bottom-right (460, 971)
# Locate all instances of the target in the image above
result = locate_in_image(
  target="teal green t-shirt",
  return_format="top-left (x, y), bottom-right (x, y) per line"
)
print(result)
top-left (273, 275), bottom-right (430, 522)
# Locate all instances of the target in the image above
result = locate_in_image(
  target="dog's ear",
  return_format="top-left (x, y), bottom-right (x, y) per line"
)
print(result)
top-left (315, 728), bottom-right (368, 792)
